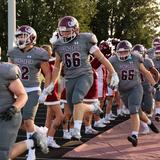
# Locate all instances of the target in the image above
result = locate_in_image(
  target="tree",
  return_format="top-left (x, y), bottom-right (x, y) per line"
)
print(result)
top-left (16, 0), bottom-right (97, 46)
top-left (91, 0), bottom-right (160, 48)
top-left (1, 0), bottom-right (97, 60)
top-left (0, 0), bottom-right (8, 59)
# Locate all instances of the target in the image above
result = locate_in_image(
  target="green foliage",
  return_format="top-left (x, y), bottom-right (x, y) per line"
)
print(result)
top-left (0, 0), bottom-right (8, 57)
top-left (91, 0), bottom-right (160, 48)
top-left (0, 0), bottom-right (97, 59)
top-left (16, 0), bottom-right (97, 45)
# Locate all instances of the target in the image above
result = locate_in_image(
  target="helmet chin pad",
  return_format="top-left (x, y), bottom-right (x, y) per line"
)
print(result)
top-left (16, 34), bottom-right (31, 49)
top-left (59, 29), bottom-right (77, 43)
top-left (117, 52), bottom-right (131, 61)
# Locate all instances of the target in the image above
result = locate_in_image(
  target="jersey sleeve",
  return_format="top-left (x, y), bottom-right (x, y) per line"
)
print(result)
top-left (84, 33), bottom-right (98, 55)
top-left (145, 58), bottom-right (154, 70)
top-left (89, 33), bottom-right (98, 45)
top-left (108, 56), bottom-right (114, 64)
top-left (8, 64), bottom-right (21, 80)
top-left (35, 47), bottom-right (50, 61)
top-left (7, 48), bottom-right (15, 60)
top-left (40, 50), bottom-right (50, 61)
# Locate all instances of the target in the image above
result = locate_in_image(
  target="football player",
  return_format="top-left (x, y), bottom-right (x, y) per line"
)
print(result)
top-left (39, 16), bottom-right (119, 140)
top-left (7, 25), bottom-right (51, 160)
top-left (132, 44), bottom-right (159, 134)
top-left (0, 52), bottom-right (48, 159)
top-left (147, 37), bottom-right (160, 59)
top-left (109, 40), bottom-right (160, 147)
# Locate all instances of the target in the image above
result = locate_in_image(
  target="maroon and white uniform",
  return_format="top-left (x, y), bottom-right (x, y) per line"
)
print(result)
top-left (43, 57), bottom-right (60, 106)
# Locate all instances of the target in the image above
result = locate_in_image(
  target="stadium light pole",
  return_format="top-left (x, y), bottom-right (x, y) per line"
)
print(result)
top-left (8, 0), bottom-right (16, 50)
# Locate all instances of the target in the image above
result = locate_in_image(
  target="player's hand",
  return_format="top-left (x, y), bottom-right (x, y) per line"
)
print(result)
top-left (38, 82), bottom-right (54, 104)
top-left (0, 106), bottom-right (17, 121)
top-left (110, 72), bottom-right (119, 89)
top-left (153, 83), bottom-right (160, 91)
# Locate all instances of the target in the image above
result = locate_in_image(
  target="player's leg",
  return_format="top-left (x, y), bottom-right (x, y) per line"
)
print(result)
top-left (66, 74), bottom-right (102, 139)
top-left (126, 85), bottom-right (143, 147)
top-left (46, 104), bottom-right (64, 148)
top-left (23, 91), bottom-right (40, 160)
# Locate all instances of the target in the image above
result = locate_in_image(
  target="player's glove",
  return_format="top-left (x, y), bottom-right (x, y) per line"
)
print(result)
top-left (110, 72), bottom-right (119, 90)
top-left (153, 83), bottom-right (160, 91)
top-left (38, 82), bottom-right (54, 104)
top-left (0, 106), bottom-right (17, 121)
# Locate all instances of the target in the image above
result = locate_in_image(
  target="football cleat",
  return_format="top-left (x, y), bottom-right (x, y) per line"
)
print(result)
top-left (127, 135), bottom-right (138, 147)
top-left (30, 132), bottom-right (49, 154)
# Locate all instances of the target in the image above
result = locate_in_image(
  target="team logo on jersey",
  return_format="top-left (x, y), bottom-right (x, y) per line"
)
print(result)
top-left (74, 41), bottom-right (79, 45)
top-left (27, 55), bottom-right (32, 58)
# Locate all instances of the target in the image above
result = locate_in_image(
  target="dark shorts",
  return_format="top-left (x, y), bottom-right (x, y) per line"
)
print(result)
top-left (22, 90), bottom-right (40, 120)
top-left (141, 85), bottom-right (153, 114)
top-left (0, 112), bottom-right (22, 160)
top-left (120, 84), bottom-right (143, 114)
top-left (65, 74), bottom-right (93, 108)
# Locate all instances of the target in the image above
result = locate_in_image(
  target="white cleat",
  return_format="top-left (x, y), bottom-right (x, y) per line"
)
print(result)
top-left (36, 126), bottom-right (48, 136)
top-left (48, 139), bottom-right (60, 148)
top-left (71, 128), bottom-right (81, 140)
top-left (26, 149), bottom-right (36, 160)
top-left (26, 153), bottom-right (36, 160)
top-left (30, 132), bottom-right (49, 154)
top-left (101, 118), bottom-right (110, 124)
top-left (141, 128), bottom-right (150, 135)
top-left (92, 101), bottom-right (103, 115)
top-left (63, 131), bottom-right (72, 140)
top-left (94, 119), bottom-right (106, 128)
top-left (85, 128), bottom-right (99, 135)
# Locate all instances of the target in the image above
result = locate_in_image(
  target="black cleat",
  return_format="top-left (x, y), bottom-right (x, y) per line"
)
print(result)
top-left (30, 132), bottom-right (49, 154)
top-left (127, 135), bottom-right (138, 147)
top-left (148, 122), bottom-right (159, 133)
top-left (155, 113), bottom-right (160, 122)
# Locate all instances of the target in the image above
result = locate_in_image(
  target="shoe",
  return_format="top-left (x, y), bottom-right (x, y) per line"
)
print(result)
top-left (155, 113), bottom-right (160, 122)
top-left (101, 118), bottom-right (110, 124)
top-left (110, 113), bottom-right (117, 118)
top-left (92, 102), bottom-right (103, 115)
top-left (141, 127), bottom-right (150, 135)
top-left (104, 115), bottom-right (115, 121)
top-left (26, 149), bottom-right (36, 160)
top-left (127, 135), bottom-right (138, 147)
top-left (36, 126), bottom-right (48, 136)
top-left (94, 120), bottom-right (106, 128)
top-left (30, 132), bottom-right (49, 154)
top-left (122, 108), bottom-right (130, 115)
top-left (85, 128), bottom-right (99, 135)
top-left (48, 139), bottom-right (60, 148)
top-left (148, 122), bottom-right (159, 133)
top-left (108, 116), bottom-right (115, 121)
top-left (63, 131), bottom-right (72, 140)
top-left (71, 128), bottom-right (81, 140)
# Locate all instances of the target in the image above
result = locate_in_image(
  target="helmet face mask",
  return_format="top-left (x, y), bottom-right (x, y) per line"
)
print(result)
top-left (117, 51), bottom-right (131, 61)
top-left (15, 25), bottom-right (37, 49)
top-left (153, 37), bottom-right (160, 48)
top-left (155, 46), bottom-right (160, 60)
top-left (116, 40), bottom-right (132, 61)
top-left (58, 16), bottom-right (79, 43)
